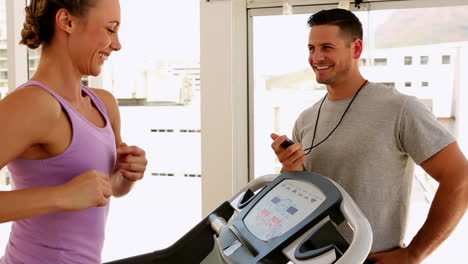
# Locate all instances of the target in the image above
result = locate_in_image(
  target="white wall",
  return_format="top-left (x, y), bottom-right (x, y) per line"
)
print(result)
top-left (200, 0), bottom-right (249, 215)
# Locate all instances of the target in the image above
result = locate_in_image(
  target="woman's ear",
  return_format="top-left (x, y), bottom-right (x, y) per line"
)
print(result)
top-left (55, 8), bottom-right (75, 34)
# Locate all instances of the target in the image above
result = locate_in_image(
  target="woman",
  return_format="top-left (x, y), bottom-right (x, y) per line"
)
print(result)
top-left (0, 0), bottom-right (147, 263)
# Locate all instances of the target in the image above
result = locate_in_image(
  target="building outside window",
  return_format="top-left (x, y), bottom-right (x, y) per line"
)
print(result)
top-left (0, 0), bottom-right (9, 162)
top-left (442, 55), bottom-right (451, 64)
top-left (0, 0), bottom-right (7, 94)
top-left (404, 56), bottom-right (412, 65)
top-left (374, 58), bottom-right (387, 66)
top-left (420, 55), bottom-right (429, 65)
top-left (360, 58), bottom-right (367, 66)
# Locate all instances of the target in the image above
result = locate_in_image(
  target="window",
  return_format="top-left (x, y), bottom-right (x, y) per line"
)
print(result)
top-left (250, 6), bottom-right (468, 262)
top-left (27, 49), bottom-right (40, 79)
top-left (442, 55), bottom-right (451, 64)
top-left (100, 1), bottom-right (201, 261)
top-left (0, 0), bottom-right (12, 255)
top-left (404, 56), bottom-right (412, 65)
top-left (0, 0), bottom-right (7, 95)
top-left (420, 56), bottom-right (429, 65)
top-left (252, 13), bottom-right (339, 176)
top-left (251, 4), bottom-right (468, 176)
top-left (363, 7), bottom-right (468, 119)
top-left (374, 58), bottom-right (387, 66)
top-left (360, 58), bottom-right (367, 66)
top-left (80, 76), bottom-right (88, 87)
top-left (28, 59), bottom-right (36, 68)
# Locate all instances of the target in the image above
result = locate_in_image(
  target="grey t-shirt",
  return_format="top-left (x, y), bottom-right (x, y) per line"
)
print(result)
top-left (292, 82), bottom-right (455, 253)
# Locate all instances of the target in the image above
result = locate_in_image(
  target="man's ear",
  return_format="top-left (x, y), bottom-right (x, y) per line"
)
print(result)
top-left (55, 8), bottom-right (76, 34)
top-left (352, 39), bottom-right (363, 59)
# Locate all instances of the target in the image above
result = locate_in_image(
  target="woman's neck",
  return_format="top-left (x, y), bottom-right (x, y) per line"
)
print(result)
top-left (31, 46), bottom-right (84, 103)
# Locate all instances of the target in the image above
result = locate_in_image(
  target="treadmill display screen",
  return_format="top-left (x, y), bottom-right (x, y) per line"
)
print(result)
top-left (244, 179), bottom-right (325, 241)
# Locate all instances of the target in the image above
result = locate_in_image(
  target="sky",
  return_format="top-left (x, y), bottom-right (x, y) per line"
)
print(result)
top-left (115, 0), bottom-right (200, 62)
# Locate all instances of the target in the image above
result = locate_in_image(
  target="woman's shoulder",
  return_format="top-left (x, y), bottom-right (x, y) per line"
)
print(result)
top-left (7, 85), bottom-right (63, 119)
top-left (88, 88), bottom-right (120, 124)
top-left (88, 88), bottom-right (116, 102)
top-left (88, 88), bottom-right (118, 111)
top-left (0, 85), bottom-right (64, 146)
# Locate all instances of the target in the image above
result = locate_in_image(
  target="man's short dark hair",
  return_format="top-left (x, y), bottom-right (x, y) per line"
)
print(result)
top-left (307, 8), bottom-right (363, 44)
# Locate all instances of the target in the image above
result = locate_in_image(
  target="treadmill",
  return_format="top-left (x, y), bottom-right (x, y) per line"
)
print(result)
top-left (105, 171), bottom-right (373, 264)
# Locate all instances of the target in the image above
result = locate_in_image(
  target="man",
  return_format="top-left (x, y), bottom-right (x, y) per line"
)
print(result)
top-left (271, 8), bottom-right (468, 264)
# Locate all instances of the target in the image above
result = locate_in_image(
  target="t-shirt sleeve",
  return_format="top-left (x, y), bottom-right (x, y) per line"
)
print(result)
top-left (398, 97), bottom-right (456, 165)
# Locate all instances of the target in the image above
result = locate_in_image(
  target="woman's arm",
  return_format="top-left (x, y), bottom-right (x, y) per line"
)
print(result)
top-left (0, 169), bottom-right (112, 223)
top-left (92, 89), bottom-right (147, 197)
top-left (0, 87), bottom-right (112, 223)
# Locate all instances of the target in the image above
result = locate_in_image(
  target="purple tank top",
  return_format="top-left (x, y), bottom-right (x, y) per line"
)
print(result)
top-left (1, 81), bottom-right (116, 264)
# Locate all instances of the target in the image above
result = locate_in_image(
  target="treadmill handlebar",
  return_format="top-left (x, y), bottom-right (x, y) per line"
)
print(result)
top-left (229, 174), bottom-right (277, 204)
top-left (209, 214), bottom-right (228, 236)
top-left (333, 181), bottom-right (373, 264)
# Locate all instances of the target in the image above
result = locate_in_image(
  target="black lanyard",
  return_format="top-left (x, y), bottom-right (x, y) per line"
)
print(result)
top-left (304, 79), bottom-right (368, 155)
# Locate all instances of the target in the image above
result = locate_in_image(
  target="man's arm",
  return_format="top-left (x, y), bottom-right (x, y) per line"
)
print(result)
top-left (270, 133), bottom-right (306, 172)
top-left (369, 142), bottom-right (468, 263)
top-left (406, 142), bottom-right (468, 261)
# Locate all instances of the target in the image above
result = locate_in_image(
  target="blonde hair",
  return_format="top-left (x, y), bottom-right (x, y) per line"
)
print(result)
top-left (20, 0), bottom-right (97, 49)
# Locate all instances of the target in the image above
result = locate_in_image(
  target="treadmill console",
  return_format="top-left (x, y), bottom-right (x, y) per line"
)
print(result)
top-left (219, 171), bottom-right (345, 264)
top-left (244, 179), bottom-right (326, 241)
